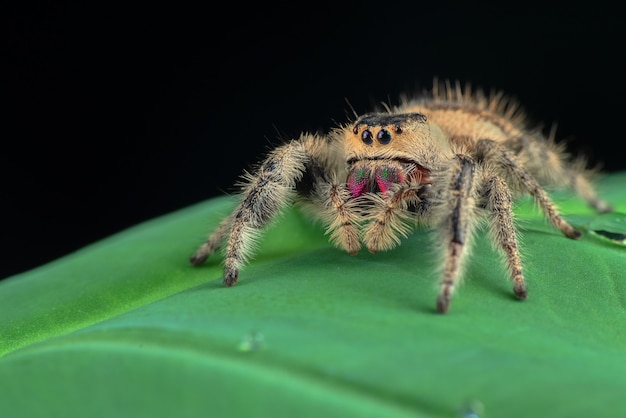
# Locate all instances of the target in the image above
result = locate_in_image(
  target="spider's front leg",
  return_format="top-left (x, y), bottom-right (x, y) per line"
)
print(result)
top-left (435, 155), bottom-right (479, 314)
top-left (189, 135), bottom-right (318, 286)
top-left (314, 181), bottom-right (362, 255)
top-left (362, 179), bottom-right (425, 253)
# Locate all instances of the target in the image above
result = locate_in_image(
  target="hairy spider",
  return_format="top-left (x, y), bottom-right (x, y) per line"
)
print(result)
top-left (189, 80), bottom-right (613, 313)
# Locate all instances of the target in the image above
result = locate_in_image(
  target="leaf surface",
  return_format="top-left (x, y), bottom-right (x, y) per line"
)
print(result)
top-left (1, 172), bottom-right (625, 417)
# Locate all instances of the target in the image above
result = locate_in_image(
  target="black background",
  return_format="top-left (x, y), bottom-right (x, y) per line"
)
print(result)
top-left (3, 3), bottom-right (625, 280)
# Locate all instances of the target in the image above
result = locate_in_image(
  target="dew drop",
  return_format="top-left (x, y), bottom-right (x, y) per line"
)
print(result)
top-left (238, 331), bottom-right (265, 352)
top-left (459, 399), bottom-right (484, 418)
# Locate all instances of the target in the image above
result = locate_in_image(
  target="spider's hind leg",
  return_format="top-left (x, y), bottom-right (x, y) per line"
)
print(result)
top-left (569, 160), bottom-right (613, 214)
top-left (477, 139), bottom-right (582, 240)
top-left (504, 135), bottom-right (613, 214)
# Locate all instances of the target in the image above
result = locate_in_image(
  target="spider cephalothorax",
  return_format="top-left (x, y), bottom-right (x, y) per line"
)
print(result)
top-left (189, 80), bottom-right (613, 313)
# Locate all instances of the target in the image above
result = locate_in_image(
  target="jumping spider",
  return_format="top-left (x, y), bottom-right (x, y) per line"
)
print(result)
top-left (190, 80), bottom-right (613, 313)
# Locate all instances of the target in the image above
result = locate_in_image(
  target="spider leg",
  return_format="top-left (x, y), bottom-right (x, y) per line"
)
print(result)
top-left (189, 214), bottom-right (234, 265)
top-left (504, 136), bottom-right (612, 213)
top-left (190, 134), bottom-right (324, 286)
top-left (313, 181), bottom-right (362, 255)
top-left (477, 139), bottom-right (582, 239)
top-left (436, 155), bottom-right (478, 314)
top-left (362, 180), bottom-right (423, 253)
top-left (482, 175), bottom-right (527, 300)
top-left (570, 166), bottom-right (613, 213)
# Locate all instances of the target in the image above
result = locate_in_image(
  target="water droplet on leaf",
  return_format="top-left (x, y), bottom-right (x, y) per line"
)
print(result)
top-left (459, 399), bottom-right (484, 418)
top-left (238, 331), bottom-right (265, 352)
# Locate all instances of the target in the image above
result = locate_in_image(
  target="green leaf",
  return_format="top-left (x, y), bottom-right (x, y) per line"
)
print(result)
top-left (1, 172), bottom-right (626, 418)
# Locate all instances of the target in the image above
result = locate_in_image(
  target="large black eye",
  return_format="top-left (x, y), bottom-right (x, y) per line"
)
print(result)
top-left (361, 129), bottom-right (373, 145)
top-left (377, 129), bottom-right (392, 144)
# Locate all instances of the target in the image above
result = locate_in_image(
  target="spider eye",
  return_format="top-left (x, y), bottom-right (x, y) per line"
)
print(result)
top-left (377, 129), bottom-right (392, 144)
top-left (361, 129), bottom-right (373, 145)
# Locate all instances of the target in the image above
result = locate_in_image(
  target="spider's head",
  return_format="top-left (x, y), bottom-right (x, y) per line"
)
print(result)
top-left (346, 112), bottom-right (431, 161)
top-left (344, 112), bottom-right (436, 197)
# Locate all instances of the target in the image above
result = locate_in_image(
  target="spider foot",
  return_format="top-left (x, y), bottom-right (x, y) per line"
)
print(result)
top-left (189, 252), bottom-right (209, 266)
top-left (513, 282), bottom-right (528, 300)
top-left (436, 286), bottom-right (453, 314)
top-left (189, 243), bottom-right (215, 266)
top-left (559, 220), bottom-right (582, 240)
top-left (436, 295), bottom-right (451, 314)
top-left (595, 201), bottom-right (614, 214)
top-left (224, 268), bottom-right (239, 287)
